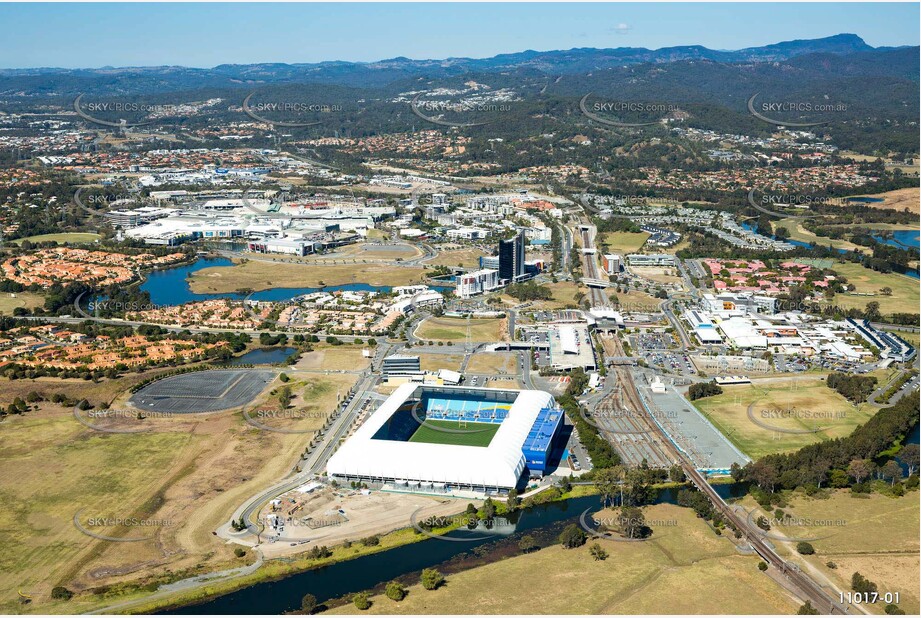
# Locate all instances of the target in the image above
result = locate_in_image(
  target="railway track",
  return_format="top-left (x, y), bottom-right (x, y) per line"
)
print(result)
top-left (594, 315), bottom-right (846, 612)
top-left (613, 361), bottom-right (847, 613)
top-left (576, 214), bottom-right (845, 611)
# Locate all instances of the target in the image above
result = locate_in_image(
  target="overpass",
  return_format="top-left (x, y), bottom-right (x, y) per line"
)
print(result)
top-left (603, 356), bottom-right (638, 366)
top-left (581, 277), bottom-right (612, 288)
top-left (486, 341), bottom-right (549, 351)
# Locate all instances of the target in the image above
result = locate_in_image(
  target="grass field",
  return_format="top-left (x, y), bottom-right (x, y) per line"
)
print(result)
top-left (740, 490), bottom-right (920, 614)
top-left (297, 346), bottom-right (371, 372)
top-left (0, 368), bottom-right (355, 614)
top-left (610, 288), bottom-right (663, 313)
top-left (848, 187), bottom-right (920, 215)
top-left (315, 243), bottom-right (421, 262)
top-left (426, 247), bottom-right (487, 269)
top-left (466, 352), bottom-right (518, 375)
top-left (631, 265), bottom-right (684, 286)
top-left (0, 291), bottom-right (45, 315)
top-left (500, 280), bottom-right (583, 310)
top-left (806, 261), bottom-right (920, 316)
top-left (416, 353), bottom-right (464, 372)
top-left (692, 377), bottom-right (877, 459)
top-left (599, 231), bottom-right (650, 254)
top-left (189, 259), bottom-right (427, 294)
top-left (9, 232), bottom-right (101, 245)
top-left (415, 317), bottom-right (505, 343)
top-left (328, 503), bottom-right (799, 615)
top-left (779, 219), bottom-right (865, 253)
top-left (408, 419), bottom-right (500, 447)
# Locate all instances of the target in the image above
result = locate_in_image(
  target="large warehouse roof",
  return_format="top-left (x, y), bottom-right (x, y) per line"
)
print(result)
top-left (327, 383), bottom-right (556, 489)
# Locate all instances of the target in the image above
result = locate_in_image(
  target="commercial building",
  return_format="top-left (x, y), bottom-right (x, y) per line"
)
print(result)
top-left (446, 227), bottom-right (489, 241)
top-left (382, 354), bottom-right (422, 377)
top-left (456, 269), bottom-right (500, 299)
top-left (626, 253), bottom-right (676, 267)
top-left (701, 292), bottom-right (777, 316)
top-left (247, 237), bottom-right (316, 257)
top-left (548, 324), bottom-right (597, 371)
top-left (601, 253), bottom-right (622, 275)
top-left (326, 384), bottom-right (563, 492)
top-left (682, 309), bottom-right (724, 344)
top-left (105, 206), bottom-right (175, 228)
top-left (498, 231), bottom-right (526, 283)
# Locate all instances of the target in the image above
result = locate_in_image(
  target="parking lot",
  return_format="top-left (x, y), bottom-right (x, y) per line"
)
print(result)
top-left (129, 369), bottom-right (276, 413)
top-left (633, 331), bottom-right (696, 376)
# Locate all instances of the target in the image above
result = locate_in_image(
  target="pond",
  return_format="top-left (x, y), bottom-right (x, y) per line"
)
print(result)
top-left (228, 347), bottom-right (297, 365)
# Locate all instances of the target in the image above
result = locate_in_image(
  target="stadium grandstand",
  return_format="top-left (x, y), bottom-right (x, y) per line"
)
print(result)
top-left (327, 384), bottom-right (564, 493)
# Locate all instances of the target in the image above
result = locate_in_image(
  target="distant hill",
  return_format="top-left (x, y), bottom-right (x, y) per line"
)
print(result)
top-left (0, 33), bottom-right (911, 93)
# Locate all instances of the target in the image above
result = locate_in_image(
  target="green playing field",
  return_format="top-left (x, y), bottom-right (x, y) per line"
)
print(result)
top-left (408, 419), bottom-right (500, 447)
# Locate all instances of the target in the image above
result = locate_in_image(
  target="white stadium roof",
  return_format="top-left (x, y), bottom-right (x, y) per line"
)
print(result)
top-left (326, 383), bottom-right (555, 489)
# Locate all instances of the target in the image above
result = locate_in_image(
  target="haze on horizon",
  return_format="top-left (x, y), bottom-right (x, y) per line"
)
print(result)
top-left (0, 2), bottom-right (918, 70)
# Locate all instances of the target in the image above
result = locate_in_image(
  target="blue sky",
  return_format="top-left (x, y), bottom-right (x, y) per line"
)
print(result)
top-left (0, 3), bottom-right (917, 69)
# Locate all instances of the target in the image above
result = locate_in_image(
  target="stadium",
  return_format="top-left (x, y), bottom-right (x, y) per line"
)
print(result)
top-left (326, 383), bottom-right (564, 493)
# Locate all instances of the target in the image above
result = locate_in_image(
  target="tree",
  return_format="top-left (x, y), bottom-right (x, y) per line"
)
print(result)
top-left (797, 601), bottom-right (820, 615)
top-left (847, 459), bottom-right (872, 484)
top-left (301, 594), bottom-right (318, 614)
top-left (559, 524), bottom-right (587, 549)
top-left (481, 497), bottom-right (496, 520)
top-left (589, 543), bottom-right (608, 561)
top-left (518, 535), bottom-right (539, 553)
top-left (506, 488), bottom-right (520, 511)
top-left (851, 572), bottom-right (878, 594)
top-left (51, 587), bottom-right (73, 601)
top-left (361, 535), bottom-right (380, 546)
top-left (385, 581), bottom-right (406, 602)
top-left (618, 506), bottom-right (650, 539)
top-left (278, 385), bottom-right (293, 408)
top-left (897, 444), bottom-right (919, 476)
top-left (688, 382), bottom-right (723, 400)
top-left (668, 464), bottom-right (685, 483)
top-left (881, 460), bottom-right (903, 486)
top-left (352, 592), bottom-right (371, 610)
top-left (593, 465), bottom-right (625, 506)
top-left (749, 460), bottom-right (778, 492)
top-left (730, 462), bottom-right (745, 482)
top-left (757, 561), bottom-right (768, 571)
top-left (420, 568), bottom-right (445, 591)
top-left (796, 542), bottom-right (815, 555)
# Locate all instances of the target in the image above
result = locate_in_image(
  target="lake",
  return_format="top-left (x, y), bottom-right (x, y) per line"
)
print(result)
top-left (141, 257), bottom-right (451, 307)
top-left (871, 229), bottom-right (921, 250)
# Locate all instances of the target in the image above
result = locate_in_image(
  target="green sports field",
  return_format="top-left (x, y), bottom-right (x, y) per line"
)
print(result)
top-left (408, 419), bottom-right (500, 447)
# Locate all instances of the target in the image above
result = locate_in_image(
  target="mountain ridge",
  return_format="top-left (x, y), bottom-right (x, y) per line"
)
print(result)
top-left (0, 33), bottom-right (905, 76)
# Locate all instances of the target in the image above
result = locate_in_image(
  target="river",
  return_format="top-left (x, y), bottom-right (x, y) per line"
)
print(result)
top-left (162, 484), bottom-right (743, 614)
